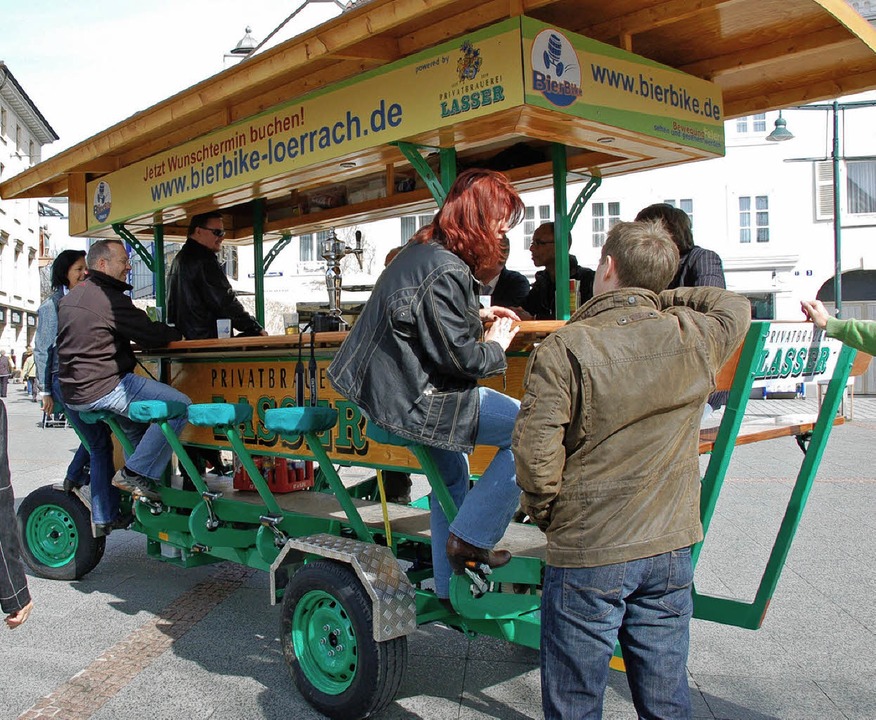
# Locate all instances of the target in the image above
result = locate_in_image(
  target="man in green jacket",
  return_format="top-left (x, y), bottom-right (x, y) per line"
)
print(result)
top-left (801, 299), bottom-right (876, 355)
top-left (513, 220), bottom-right (751, 720)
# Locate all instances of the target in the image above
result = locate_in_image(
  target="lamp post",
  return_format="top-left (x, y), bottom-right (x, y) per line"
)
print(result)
top-left (767, 99), bottom-right (876, 318)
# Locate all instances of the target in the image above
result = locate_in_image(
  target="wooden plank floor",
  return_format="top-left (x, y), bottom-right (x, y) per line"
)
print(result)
top-left (199, 476), bottom-right (548, 560)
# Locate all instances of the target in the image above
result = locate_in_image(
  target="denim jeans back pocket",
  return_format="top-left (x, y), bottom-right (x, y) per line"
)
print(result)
top-left (562, 563), bottom-right (626, 623)
top-left (659, 547), bottom-right (694, 617)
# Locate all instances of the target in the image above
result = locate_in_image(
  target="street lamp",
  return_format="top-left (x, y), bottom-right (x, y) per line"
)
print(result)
top-left (767, 100), bottom-right (876, 317)
top-left (765, 111), bottom-right (794, 142)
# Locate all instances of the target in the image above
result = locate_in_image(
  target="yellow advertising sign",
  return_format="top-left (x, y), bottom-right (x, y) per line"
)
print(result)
top-left (521, 17), bottom-right (724, 154)
top-left (87, 19), bottom-right (525, 231)
top-left (87, 16), bottom-right (725, 231)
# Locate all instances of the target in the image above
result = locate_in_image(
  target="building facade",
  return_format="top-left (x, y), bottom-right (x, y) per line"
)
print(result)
top-left (0, 63), bottom-right (58, 366)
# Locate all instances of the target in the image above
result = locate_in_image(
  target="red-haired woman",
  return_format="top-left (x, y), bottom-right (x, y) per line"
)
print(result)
top-left (328, 169), bottom-right (523, 601)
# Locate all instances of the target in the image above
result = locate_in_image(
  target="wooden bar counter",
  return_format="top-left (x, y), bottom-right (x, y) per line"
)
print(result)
top-left (139, 321), bottom-right (564, 474)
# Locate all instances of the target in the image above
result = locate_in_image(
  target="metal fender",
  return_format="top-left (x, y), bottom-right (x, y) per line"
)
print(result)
top-left (270, 533), bottom-right (416, 642)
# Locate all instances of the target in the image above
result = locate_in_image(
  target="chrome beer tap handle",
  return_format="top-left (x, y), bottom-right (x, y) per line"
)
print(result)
top-left (320, 228), bottom-right (365, 325)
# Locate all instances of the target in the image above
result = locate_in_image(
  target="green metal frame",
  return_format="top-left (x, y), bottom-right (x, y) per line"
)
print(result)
top-left (264, 232), bottom-right (293, 273)
top-left (253, 199), bottom-right (266, 326)
top-left (113, 223), bottom-right (154, 272)
top-left (394, 142), bottom-right (457, 206)
top-left (111, 222), bottom-right (167, 311)
top-left (550, 143), bottom-right (602, 320)
top-left (153, 225), bottom-right (166, 310)
top-left (73, 319), bottom-right (857, 654)
top-left (691, 330), bottom-right (858, 629)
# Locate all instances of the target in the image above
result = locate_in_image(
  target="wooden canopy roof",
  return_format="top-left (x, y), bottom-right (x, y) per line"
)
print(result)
top-left (3, 0), bottom-right (876, 235)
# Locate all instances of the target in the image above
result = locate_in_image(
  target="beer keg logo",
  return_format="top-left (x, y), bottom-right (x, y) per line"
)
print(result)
top-left (530, 29), bottom-right (582, 107)
top-left (93, 181), bottom-right (112, 222)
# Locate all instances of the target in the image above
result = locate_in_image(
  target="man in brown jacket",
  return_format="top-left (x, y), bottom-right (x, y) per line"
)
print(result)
top-left (57, 239), bottom-right (189, 504)
top-left (513, 220), bottom-right (750, 719)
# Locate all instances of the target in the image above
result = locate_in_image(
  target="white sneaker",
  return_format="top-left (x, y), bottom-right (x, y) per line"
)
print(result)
top-left (112, 469), bottom-right (161, 502)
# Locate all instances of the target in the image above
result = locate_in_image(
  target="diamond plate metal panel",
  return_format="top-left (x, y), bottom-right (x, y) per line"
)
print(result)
top-left (271, 533), bottom-right (417, 641)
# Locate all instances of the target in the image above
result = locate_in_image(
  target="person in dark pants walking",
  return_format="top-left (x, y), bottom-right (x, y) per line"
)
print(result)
top-left (0, 350), bottom-right (11, 398)
top-left (1, 401), bottom-right (34, 628)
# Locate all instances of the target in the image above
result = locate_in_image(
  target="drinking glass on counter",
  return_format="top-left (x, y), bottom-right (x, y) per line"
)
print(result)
top-left (283, 312), bottom-right (300, 335)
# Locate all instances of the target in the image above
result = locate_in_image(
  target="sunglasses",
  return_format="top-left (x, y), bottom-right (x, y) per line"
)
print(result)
top-left (199, 226), bottom-right (226, 238)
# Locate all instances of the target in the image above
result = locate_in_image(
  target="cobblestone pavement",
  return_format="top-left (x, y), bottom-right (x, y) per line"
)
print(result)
top-left (1, 386), bottom-right (874, 720)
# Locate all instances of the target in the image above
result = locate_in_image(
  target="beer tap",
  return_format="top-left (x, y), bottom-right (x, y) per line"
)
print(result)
top-left (321, 228), bottom-right (363, 327)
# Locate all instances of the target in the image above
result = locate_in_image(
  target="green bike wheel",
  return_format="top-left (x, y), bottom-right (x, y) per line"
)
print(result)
top-left (17, 484), bottom-right (105, 580)
top-left (281, 559), bottom-right (407, 719)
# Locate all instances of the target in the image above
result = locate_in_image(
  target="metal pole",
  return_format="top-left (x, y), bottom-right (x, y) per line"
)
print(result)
top-left (551, 143), bottom-right (571, 321)
top-left (831, 101), bottom-right (842, 318)
top-left (153, 224), bottom-right (165, 313)
top-left (253, 198), bottom-right (266, 326)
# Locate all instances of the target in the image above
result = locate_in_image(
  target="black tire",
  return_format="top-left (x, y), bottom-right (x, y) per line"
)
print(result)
top-left (281, 559), bottom-right (407, 719)
top-left (16, 484), bottom-right (106, 580)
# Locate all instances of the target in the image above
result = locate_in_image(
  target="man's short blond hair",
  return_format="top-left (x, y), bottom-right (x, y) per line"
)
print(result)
top-left (601, 220), bottom-right (679, 293)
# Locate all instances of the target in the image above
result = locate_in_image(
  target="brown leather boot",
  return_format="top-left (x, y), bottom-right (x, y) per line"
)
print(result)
top-left (446, 532), bottom-right (511, 573)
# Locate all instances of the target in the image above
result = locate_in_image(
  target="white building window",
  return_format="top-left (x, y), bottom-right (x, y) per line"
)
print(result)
top-left (523, 205), bottom-right (552, 248)
top-left (739, 195), bottom-right (770, 243)
top-left (745, 292), bottom-right (775, 320)
top-left (220, 246), bottom-right (238, 280)
top-left (592, 201), bottom-right (621, 247)
top-left (847, 160), bottom-right (876, 215)
top-left (399, 213), bottom-right (434, 243)
top-left (298, 234), bottom-right (314, 262)
top-left (663, 198), bottom-right (694, 229)
top-left (735, 113), bottom-right (766, 134)
top-left (814, 160), bottom-right (876, 220)
top-left (298, 231), bottom-right (328, 262)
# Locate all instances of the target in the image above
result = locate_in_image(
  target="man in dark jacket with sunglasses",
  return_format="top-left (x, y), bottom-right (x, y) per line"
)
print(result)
top-left (167, 211), bottom-right (266, 340)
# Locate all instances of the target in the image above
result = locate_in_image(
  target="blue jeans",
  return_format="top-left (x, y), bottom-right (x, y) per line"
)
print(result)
top-left (52, 376), bottom-right (118, 525)
top-left (541, 549), bottom-right (694, 720)
top-left (68, 374), bottom-right (190, 482)
top-left (428, 387), bottom-right (520, 598)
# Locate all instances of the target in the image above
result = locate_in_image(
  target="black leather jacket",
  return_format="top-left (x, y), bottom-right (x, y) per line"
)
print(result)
top-left (167, 239), bottom-right (263, 339)
top-left (327, 241), bottom-right (507, 453)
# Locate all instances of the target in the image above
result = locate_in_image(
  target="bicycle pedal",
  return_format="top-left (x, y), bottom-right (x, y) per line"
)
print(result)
top-left (463, 567), bottom-right (491, 597)
top-left (135, 495), bottom-right (164, 514)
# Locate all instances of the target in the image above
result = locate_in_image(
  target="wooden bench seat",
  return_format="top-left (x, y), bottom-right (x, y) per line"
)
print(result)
top-left (698, 414), bottom-right (843, 455)
top-left (697, 343), bottom-right (872, 455)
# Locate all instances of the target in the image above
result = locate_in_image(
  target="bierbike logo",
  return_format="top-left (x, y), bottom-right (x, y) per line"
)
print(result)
top-left (93, 181), bottom-right (112, 222)
top-left (531, 29), bottom-right (582, 107)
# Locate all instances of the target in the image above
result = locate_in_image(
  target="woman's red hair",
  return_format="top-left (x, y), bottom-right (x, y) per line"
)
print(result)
top-left (414, 169), bottom-right (524, 277)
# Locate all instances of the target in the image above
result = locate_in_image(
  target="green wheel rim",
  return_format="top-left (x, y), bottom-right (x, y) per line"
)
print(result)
top-left (25, 504), bottom-right (79, 568)
top-left (292, 589), bottom-right (358, 694)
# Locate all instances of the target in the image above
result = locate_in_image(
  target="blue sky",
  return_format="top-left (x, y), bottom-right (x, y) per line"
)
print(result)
top-left (2, 0), bottom-right (340, 156)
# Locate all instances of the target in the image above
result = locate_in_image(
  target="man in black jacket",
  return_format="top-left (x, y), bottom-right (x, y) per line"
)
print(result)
top-left (167, 212), bottom-right (266, 339)
top-left (635, 203), bottom-right (728, 418)
top-left (520, 222), bottom-right (595, 319)
top-left (58, 239), bottom-right (190, 503)
top-left (484, 236), bottom-right (530, 308)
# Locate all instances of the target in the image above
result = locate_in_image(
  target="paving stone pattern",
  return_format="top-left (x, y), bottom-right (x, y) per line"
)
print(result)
top-left (1, 388), bottom-right (874, 719)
